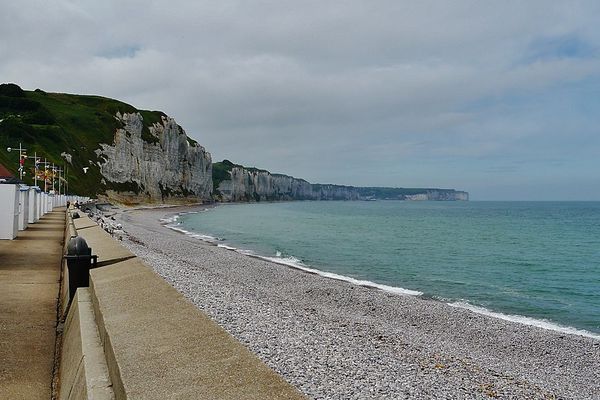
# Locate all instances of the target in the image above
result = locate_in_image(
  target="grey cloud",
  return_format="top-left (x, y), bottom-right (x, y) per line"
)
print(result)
top-left (2, 1), bottom-right (600, 199)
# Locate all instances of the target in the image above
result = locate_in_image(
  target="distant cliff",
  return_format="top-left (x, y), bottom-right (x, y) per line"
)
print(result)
top-left (213, 160), bottom-right (359, 201)
top-left (97, 112), bottom-right (212, 204)
top-left (357, 187), bottom-right (469, 201)
top-left (213, 161), bottom-right (468, 202)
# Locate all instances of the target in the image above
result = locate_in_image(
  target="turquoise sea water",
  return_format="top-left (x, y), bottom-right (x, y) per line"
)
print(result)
top-left (175, 201), bottom-right (600, 337)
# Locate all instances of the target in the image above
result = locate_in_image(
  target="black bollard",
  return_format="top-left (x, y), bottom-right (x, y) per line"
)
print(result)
top-left (64, 236), bottom-right (97, 304)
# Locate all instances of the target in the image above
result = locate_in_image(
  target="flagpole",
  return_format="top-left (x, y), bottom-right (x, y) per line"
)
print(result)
top-left (28, 151), bottom-right (41, 188)
top-left (19, 143), bottom-right (23, 180)
top-left (6, 142), bottom-right (28, 181)
top-left (56, 167), bottom-right (63, 195)
top-left (34, 152), bottom-right (38, 187)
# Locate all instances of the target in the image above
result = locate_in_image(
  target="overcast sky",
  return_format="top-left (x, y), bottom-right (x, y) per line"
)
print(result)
top-left (2, 1), bottom-right (599, 200)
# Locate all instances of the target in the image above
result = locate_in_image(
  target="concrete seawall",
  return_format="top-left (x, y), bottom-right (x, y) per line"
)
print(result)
top-left (58, 212), bottom-right (305, 399)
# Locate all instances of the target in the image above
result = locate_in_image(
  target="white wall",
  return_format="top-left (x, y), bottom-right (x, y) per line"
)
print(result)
top-left (41, 193), bottom-right (47, 215)
top-left (18, 187), bottom-right (29, 231)
top-left (0, 184), bottom-right (20, 240)
top-left (28, 188), bottom-right (38, 223)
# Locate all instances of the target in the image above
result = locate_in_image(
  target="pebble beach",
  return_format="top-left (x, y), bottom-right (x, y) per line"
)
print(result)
top-left (114, 205), bottom-right (599, 400)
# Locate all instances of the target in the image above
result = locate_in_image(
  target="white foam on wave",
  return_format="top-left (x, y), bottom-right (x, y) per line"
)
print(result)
top-left (167, 225), bottom-right (188, 234)
top-left (236, 249), bottom-right (256, 256)
top-left (160, 210), bottom-right (203, 227)
top-left (190, 233), bottom-right (220, 241)
top-left (160, 215), bottom-right (180, 224)
top-left (449, 301), bottom-right (600, 340)
top-left (164, 219), bottom-right (221, 243)
top-left (258, 255), bottom-right (423, 296)
top-left (163, 215), bottom-right (423, 297)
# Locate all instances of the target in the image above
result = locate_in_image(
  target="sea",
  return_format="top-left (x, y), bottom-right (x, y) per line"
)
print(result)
top-left (170, 201), bottom-right (600, 339)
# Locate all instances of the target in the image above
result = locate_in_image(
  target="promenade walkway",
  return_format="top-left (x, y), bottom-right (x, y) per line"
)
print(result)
top-left (0, 208), bottom-right (65, 399)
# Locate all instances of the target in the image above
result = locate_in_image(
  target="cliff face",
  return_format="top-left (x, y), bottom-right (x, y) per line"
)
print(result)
top-left (412, 190), bottom-right (469, 201)
top-left (216, 167), bottom-right (360, 201)
top-left (97, 112), bottom-right (212, 204)
top-left (358, 187), bottom-right (469, 201)
top-left (215, 164), bottom-right (468, 202)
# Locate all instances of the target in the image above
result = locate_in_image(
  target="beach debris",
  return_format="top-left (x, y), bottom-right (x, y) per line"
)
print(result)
top-left (479, 383), bottom-right (498, 398)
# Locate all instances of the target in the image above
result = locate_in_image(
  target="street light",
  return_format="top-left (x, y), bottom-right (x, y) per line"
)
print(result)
top-left (28, 153), bottom-right (42, 188)
top-left (5, 145), bottom-right (70, 194)
top-left (6, 143), bottom-right (27, 180)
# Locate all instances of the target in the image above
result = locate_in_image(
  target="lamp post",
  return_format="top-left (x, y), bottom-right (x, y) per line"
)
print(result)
top-left (6, 143), bottom-right (27, 180)
top-left (55, 167), bottom-right (64, 195)
top-left (37, 159), bottom-right (51, 193)
top-left (27, 152), bottom-right (42, 188)
top-left (50, 163), bottom-right (55, 192)
top-left (63, 164), bottom-right (68, 195)
top-left (50, 163), bottom-right (57, 193)
top-left (5, 146), bottom-right (70, 193)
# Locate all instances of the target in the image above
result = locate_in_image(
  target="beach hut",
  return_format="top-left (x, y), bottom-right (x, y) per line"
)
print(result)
top-left (0, 163), bottom-right (20, 239)
top-left (28, 186), bottom-right (39, 223)
top-left (18, 185), bottom-right (29, 230)
top-left (0, 184), bottom-right (19, 239)
top-left (40, 192), bottom-right (47, 216)
top-left (47, 193), bottom-right (54, 212)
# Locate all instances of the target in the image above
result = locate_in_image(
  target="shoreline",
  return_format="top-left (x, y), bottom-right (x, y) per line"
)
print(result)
top-left (115, 205), bottom-right (599, 399)
top-left (158, 204), bottom-right (599, 341)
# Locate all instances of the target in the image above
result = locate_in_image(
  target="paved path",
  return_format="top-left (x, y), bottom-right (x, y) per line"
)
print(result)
top-left (0, 208), bottom-right (65, 400)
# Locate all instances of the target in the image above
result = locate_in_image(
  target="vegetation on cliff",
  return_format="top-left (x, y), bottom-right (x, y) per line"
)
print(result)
top-left (0, 83), bottom-right (168, 196)
top-left (212, 160), bottom-right (270, 191)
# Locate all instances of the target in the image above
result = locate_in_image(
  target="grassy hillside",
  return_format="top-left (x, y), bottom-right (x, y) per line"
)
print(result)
top-left (0, 83), bottom-right (165, 196)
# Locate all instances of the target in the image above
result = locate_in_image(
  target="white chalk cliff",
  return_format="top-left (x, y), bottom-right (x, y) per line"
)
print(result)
top-left (217, 167), bottom-right (361, 201)
top-left (97, 112), bottom-right (212, 203)
top-left (216, 165), bottom-right (469, 202)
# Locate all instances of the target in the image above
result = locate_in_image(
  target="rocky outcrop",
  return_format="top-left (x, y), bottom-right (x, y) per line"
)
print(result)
top-left (97, 112), bottom-right (212, 204)
top-left (216, 167), bottom-right (360, 202)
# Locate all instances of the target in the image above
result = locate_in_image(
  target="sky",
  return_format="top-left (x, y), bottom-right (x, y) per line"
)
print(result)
top-left (1, 1), bottom-right (599, 200)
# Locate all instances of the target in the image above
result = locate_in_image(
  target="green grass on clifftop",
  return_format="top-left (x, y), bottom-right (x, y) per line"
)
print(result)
top-left (212, 159), bottom-right (271, 191)
top-left (0, 83), bottom-right (166, 196)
